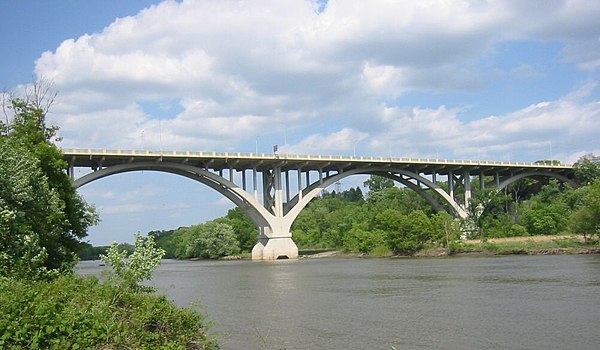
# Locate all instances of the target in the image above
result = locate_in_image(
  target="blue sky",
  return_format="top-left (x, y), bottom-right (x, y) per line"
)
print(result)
top-left (2, 0), bottom-right (599, 245)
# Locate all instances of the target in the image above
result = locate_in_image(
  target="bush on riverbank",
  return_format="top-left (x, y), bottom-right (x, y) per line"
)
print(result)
top-left (0, 274), bottom-right (217, 349)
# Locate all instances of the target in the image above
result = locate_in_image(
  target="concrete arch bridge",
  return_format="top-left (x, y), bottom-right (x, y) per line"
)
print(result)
top-left (63, 149), bottom-right (575, 260)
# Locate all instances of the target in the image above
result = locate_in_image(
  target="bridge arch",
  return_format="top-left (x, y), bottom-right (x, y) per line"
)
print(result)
top-left (498, 171), bottom-right (577, 190)
top-left (284, 167), bottom-right (468, 227)
top-left (73, 162), bottom-right (274, 230)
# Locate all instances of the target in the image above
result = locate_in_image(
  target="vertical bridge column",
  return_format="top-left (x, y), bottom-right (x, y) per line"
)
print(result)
top-left (251, 166), bottom-right (298, 260)
top-left (464, 171), bottom-right (471, 208)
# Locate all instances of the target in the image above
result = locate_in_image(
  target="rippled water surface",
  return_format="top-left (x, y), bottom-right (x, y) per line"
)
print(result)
top-left (78, 255), bottom-right (600, 349)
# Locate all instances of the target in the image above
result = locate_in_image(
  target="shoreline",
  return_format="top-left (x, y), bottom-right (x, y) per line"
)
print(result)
top-left (300, 246), bottom-right (600, 259)
top-left (298, 235), bottom-right (600, 259)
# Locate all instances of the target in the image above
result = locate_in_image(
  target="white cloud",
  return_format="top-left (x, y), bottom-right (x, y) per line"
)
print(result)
top-left (283, 128), bottom-right (368, 155)
top-left (367, 84), bottom-right (600, 162)
top-left (28, 0), bottom-right (600, 163)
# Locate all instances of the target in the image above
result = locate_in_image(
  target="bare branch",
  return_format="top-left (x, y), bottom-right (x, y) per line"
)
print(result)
top-left (1, 88), bottom-right (15, 131)
top-left (25, 77), bottom-right (58, 114)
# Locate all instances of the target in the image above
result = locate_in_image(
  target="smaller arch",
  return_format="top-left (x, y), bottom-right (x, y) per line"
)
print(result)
top-left (373, 171), bottom-right (445, 213)
top-left (284, 167), bottom-right (468, 228)
top-left (498, 171), bottom-right (577, 190)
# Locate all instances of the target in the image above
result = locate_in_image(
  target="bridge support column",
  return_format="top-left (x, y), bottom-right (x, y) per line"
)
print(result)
top-left (252, 165), bottom-right (299, 260)
top-left (251, 235), bottom-right (298, 260)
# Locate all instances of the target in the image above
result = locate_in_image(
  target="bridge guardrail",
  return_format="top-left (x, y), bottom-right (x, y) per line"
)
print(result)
top-left (61, 148), bottom-right (572, 168)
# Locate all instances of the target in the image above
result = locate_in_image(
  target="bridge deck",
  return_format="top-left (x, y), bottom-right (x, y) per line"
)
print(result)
top-left (62, 148), bottom-right (574, 177)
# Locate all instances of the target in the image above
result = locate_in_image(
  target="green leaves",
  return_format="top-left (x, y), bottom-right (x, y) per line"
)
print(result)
top-left (1, 96), bottom-right (98, 279)
top-left (570, 178), bottom-right (600, 242)
top-left (0, 275), bottom-right (217, 349)
top-left (376, 210), bottom-right (433, 254)
top-left (573, 154), bottom-right (600, 186)
top-left (0, 139), bottom-right (64, 279)
top-left (175, 221), bottom-right (240, 259)
top-left (291, 186), bottom-right (452, 254)
top-left (101, 233), bottom-right (165, 291)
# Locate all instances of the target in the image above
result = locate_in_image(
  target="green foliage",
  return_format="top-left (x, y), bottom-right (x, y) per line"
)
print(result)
top-left (520, 202), bottom-right (568, 235)
top-left (0, 275), bottom-right (217, 349)
top-left (101, 233), bottom-right (165, 291)
top-left (343, 223), bottom-right (385, 254)
top-left (535, 159), bottom-right (561, 165)
top-left (322, 186), bottom-right (364, 202)
top-left (368, 186), bottom-right (433, 215)
top-left (363, 175), bottom-right (395, 196)
top-left (431, 211), bottom-right (462, 247)
top-left (291, 184), bottom-right (458, 254)
top-left (0, 138), bottom-right (64, 279)
top-left (573, 154), bottom-right (600, 186)
top-left (378, 210), bottom-right (433, 254)
top-left (217, 207), bottom-right (257, 252)
top-left (148, 229), bottom-right (178, 258)
top-left (570, 178), bottom-right (600, 242)
top-left (175, 221), bottom-right (240, 259)
top-left (0, 91), bottom-right (218, 349)
top-left (466, 188), bottom-right (513, 239)
top-left (0, 97), bottom-right (98, 276)
top-left (77, 243), bottom-right (108, 261)
top-left (519, 181), bottom-right (570, 236)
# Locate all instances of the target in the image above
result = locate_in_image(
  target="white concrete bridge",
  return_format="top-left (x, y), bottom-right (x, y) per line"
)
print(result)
top-left (63, 148), bottom-right (576, 260)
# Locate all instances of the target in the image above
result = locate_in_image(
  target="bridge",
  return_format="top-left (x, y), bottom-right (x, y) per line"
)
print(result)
top-left (63, 148), bottom-right (576, 260)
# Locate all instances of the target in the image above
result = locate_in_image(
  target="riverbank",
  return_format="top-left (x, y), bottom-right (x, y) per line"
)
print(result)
top-left (298, 235), bottom-right (600, 259)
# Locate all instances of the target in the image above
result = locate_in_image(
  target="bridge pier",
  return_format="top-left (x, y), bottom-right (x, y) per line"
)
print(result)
top-left (251, 235), bottom-right (298, 260)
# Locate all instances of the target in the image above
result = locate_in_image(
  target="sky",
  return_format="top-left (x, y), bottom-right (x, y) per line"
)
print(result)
top-left (2, 0), bottom-right (599, 245)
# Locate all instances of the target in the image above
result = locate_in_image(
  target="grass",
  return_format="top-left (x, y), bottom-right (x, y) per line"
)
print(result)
top-left (446, 235), bottom-right (597, 256)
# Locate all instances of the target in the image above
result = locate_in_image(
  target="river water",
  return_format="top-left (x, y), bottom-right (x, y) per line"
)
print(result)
top-left (77, 255), bottom-right (600, 349)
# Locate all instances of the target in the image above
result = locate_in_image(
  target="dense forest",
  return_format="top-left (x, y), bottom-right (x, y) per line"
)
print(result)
top-left (143, 157), bottom-right (600, 259)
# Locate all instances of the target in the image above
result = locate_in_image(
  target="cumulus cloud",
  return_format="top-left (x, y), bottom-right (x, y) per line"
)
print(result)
top-left (366, 83), bottom-right (600, 162)
top-left (283, 127), bottom-right (368, 155)
top-left (30, 0), bottom-right (600, 163)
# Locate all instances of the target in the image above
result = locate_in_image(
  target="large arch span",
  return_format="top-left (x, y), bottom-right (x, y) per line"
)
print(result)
top-left (74, 162), bottom-right (272, 230)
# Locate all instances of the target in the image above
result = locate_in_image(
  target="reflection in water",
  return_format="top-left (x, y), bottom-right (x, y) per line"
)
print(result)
top-left (78, 255), bottom-right (600, 350)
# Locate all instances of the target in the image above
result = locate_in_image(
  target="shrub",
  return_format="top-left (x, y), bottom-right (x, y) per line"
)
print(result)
top-left (101, 232), bottom-right (165, 291)
top-left (0, 275), bottom-right (217, 349)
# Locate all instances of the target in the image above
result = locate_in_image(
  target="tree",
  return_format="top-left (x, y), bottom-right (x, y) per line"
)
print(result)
top-left (217, 207), bottom-right (256, 252)
top-left (466, 188), bottom-right (514, 239)
top-left (0, 139), bottom-right (65, 279)
top-left (573, 154), bottom-right (600, 186)
top-left (147, 229), bottom-right (178, 258)
top-left (343, 223), bottom-right (385, 254)
top-left (519, 181), bottom-right (570, 236)
top-left (363, 175), bottom-right (394, 196)
top-left (1, 96), bottom-right (98, 272)
top-left (368, 186), bottom-right (432, 215)
top-left (430, 211), bottom-right (461, 247)
top-left (176, 221), bottom-right (240, 259)
top-left (570, 179), bottom-right (600, 242)
top-left (378, 210), bottom-right (433, 254)
top-left (534, 159), bottom-right (561, 165)
top-left (101, 233), bottom-right (165, 291)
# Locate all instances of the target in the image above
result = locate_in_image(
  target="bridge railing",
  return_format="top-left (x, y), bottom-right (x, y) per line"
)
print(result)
top-left (61, 148), bottom-right (572, 168)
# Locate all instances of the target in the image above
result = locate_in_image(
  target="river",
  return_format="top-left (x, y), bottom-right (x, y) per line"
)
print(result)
top-left (77, 255), bottom-right (600, 349)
